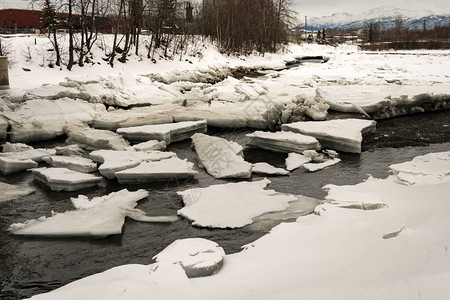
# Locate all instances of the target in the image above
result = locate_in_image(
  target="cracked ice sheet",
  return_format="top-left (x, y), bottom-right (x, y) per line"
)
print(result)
top-left (90, 150), bottom-right (177, 179)
top-left (177, 179), bottom-right (297, 228)
top-left (282, 119), bottom-right (376, 153)
top-left (9, 189), bottom-right (149, 237)
top-left (191, 133), bottom-right (252, 179)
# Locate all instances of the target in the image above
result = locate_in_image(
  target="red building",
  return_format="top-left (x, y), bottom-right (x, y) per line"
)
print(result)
top-left (0, 9), bottom-right (42, 33)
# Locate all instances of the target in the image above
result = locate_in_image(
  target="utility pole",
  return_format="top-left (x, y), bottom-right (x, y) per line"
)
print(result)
top-left (305, 16), bottom-right (307, 42)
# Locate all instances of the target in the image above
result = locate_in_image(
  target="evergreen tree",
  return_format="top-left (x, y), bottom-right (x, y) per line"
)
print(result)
top-left (41, 0), bottom-right (61, 66)
top-left (316, 30), bottom-right (322, 44)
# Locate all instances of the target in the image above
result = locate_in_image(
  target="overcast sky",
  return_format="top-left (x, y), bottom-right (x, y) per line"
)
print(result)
top-left (2, 0), bottom-right (450, 18)
top-left (292, 0), bottom-right (450, 17)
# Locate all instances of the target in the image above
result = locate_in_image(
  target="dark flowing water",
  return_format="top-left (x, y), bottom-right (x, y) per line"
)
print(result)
top-left (0, 125), bottom-right (449, 299)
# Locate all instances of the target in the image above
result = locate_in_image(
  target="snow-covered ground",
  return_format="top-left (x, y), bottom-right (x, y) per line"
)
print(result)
top-left (0, 33), bottom-right (449, 299)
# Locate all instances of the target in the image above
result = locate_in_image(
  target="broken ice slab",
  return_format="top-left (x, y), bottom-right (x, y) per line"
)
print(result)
top-left (152, 238), bottom-right (225, 278)
top-left (90, 150), bottom-right (177, 179)
top-left (285, 152), bottom-right (312, 171)
top-left (121, 207), bottom-right (179, 223)
top-left (64, 124), bottom-right (130, 150)
top-left (31, 167), bottom-right (102, 192)
top-left (115, 157), bottom-right (198, 184)
top-left (55, 144), bottom-right (84, 156)
top-left (282, 119), bottom-right (376, 153)
top-left (177, 178), bottom-right (297, 228)
top-left (304, 158), bottom-right (341, 172)
top-left (117, 120), bottom-right (207, 144)
top-left (126, 140), bottom-right (167, 152)
top-left (252, 162), bottom-right (289, 176)
top-left (0, 182), bottom-right (35, 202)
top-left (0, 148), bottom-right (56, 162)
top-left (2, 142), bottom-right (33, 153)
top-left (3, 98), bottom-right (105, 143)
top-left (42, 156), bottom-right (98, 173)
top-left (8, 189), bottom-right (149, 237)
top-left (246, 131), bottom-right (321, 154)
top-left (0, 157), bottom-right (38, 175)
top-left (91, 106), bottom-right (174, 131)
top-left (191, 133), bottom-right (252, 179)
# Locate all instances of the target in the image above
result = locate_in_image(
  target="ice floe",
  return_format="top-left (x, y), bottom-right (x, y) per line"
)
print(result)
top-left (285, 152), bottom-right (312, 171)
top-left (1, 142), bottom-right (33, 152)
top-left (0, 182), bottom-right (35, 202)
top-left (126, 140), bottom-right (167, 152)
top-left (0, 148), bottom-right (56, 162)
top-left (0, 157), bottom-right (38, 175)
top-left (42, 156), bottom-right (98, 173)
top-left (282, 119), bottom-right (376, 153)
top-left (389, 151), bottom-right (450, 185)
top-left (191, 133), bottom-right (252, 179)
top-left (246, 131), bottom-right (321, 153)
top-left (252, 162), bottom-right (289, 176)
top-left (152, 238), bottom-right (225, 278)
top-left (64, 124), bottom-right (130, 150)
top-left (8, 189), bottom-right (149, 237)
top-left (177, 179), bottom-right (297, 228)
top-left (304, 158), bottom-right (341, 172)
top-left (89, 150), bottom-right (176, 179)
top-left (115, 157), bottom-right (198, 184)
top-left (117, 120), bottom-right (207, 144)
top-left (31, 167), bottom-right (102, 191)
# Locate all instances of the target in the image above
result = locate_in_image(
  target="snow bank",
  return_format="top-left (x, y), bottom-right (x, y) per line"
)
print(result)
top-left (153, 238), bottom-right (225, 278)
top-left (177, 179), bottom-right (297, 228)
top-left (1, 98), bottom-right (105, 143)
top-left (9, 189), bottom-right (149, 237)
top-left (31, 167), bottom-right (102, 192)
top-left (191, 133), bottom-right (252, 179)
top-left (282, 119), bottom-right (376, 153)
top-left (117, 120), bottom-right (207, 144)
top-left (246, 131), bottom-right (321, 153)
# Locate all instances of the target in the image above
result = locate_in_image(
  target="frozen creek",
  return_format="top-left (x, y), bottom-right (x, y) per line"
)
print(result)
top-left (0, 117), bottom-right (449, 299)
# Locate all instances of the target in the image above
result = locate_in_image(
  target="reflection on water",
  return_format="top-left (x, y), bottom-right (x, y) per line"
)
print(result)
top-left (0, 127), bottom-right (448, 299)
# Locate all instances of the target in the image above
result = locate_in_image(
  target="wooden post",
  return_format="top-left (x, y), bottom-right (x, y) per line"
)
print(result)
top-left (0, 56), bottom-right (9, 89)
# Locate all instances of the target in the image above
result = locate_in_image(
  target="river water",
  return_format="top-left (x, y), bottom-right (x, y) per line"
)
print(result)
top-left (0, 125), bottom-right (449, 299)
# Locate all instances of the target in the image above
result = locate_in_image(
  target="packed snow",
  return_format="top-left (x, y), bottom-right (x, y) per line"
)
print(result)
top-left (177, 179), bottom-right (297, 228)
top-left (191, 133), bottom-right (252, 179)
top-left (282, 119), bottom-right (377, 153)
top-left (9, 189), bottom-right (149, 237)
top-left (31, 167), bottom-right (102, 191)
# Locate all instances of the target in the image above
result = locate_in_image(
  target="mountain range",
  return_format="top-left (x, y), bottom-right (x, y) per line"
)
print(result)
top-left (305, 5), bottom-right (449, 30)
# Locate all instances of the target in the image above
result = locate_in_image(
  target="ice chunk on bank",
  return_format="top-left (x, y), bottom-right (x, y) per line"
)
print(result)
top-left (90, 150), bottom-right (176, 179)
top-left (246, 131), bottom-right (320, 153)
top-left (1, 142), bottom-right (33, 152)
top-left (117, 120), bottom-right (207, 144)
top-left (8, 189), bottom-right (149, 237)
top-left (153, 238), bottom-right (225, 278)
top-left (191, 133), bottom-right (252, 179)
top-left (42, 156), bottom-right (98, 173)
top-left (285, 152), bottom-right (312, 171)
top-left (0, 148), bottom-right (56, 162)
top-left (389, 151), bottom-right (450, 185)
top-left (31, 167), bottom-right (102, 192)
top-left (115, 157), bottom-right (198, 184)
top-left (126, 140), bottom-right (167, 152)
top-left (54, 144), bottom-right (84, 156)
top-left (177, 179), bottom-right (297, 228)
top-left (2, 98), bottom-right (105, 143)
top-left (65, 125), bottom-right (130, 150)
top-left (324, 183), bottom-right (387, 210)
top-left (252, 162), bottom-right (289, 176)
top-left (0, 182), bottom-right (35, 202)
top-left (282, 119), bottom-right (376, 153)
top-left (120, 207), bottom-right (179, 223)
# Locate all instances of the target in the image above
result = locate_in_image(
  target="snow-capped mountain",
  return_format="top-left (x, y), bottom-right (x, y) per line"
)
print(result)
top-left (307, 5), bottom-right (449, 30)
